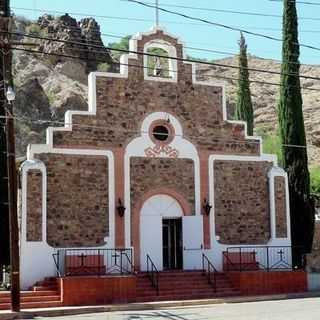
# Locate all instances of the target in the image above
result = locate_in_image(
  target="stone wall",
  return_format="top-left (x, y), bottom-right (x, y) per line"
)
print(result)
top-left (26, 170), bottom-right (43, 241)
top-left (214, 160), bottom-right (272, 244)
top-left (52, 29), bottom-right (260, 156)
top-left (36, 153), bottom-right (109, 247)
top-left (130, 157), bottom-right (195, 213)
top-left (274, 176), bottom-right (287, 238)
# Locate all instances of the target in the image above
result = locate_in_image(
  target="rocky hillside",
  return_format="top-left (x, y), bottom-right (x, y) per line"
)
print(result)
top-left (12, 15), bottom-right (320, 166)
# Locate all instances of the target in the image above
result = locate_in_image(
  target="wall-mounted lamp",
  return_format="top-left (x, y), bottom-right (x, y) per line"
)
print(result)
top-left (117, 198), bottom-right (126, 217)
top-left (203, 198), bottom-right (212, 216)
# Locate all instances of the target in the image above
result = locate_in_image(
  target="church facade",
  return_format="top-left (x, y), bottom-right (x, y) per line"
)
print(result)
top-left (19, 27), bottom-right (291, 290)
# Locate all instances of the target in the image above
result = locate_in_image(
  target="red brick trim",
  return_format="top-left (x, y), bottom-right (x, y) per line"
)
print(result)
top-left (199, 150), bottom-right (211, 249)
top-left (114, 148), bottom-right (125, 247)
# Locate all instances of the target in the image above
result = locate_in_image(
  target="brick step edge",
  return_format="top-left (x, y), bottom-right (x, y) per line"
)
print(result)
top-left (0, 301), bottom-right (63, 310)
top-left (0, 295), bottom-right (61, 304)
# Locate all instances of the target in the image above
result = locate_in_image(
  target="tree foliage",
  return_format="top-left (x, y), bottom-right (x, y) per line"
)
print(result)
top-left (278, 0), bottom-right (314, 257)
top-left (235, 33), bottom-right (254, 136)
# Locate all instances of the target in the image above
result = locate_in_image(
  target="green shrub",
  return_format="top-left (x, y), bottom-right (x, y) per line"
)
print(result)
top-left (97, 63), bottom-right (110, 72)
top-left (310, 167), bottom-right (320, 195)
top-left (262, 134), bottom-right (283, 164)
top-left (26, 23), bottom-right (42, 35)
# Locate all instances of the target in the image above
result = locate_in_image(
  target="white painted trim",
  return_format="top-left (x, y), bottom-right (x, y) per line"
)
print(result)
top-left (205, 154), bottom-right (291, 271)
top-left (26, 148), bottom-right (115, 247)
top-left (20, 160), bottom-right (47, 243)
top-left (268, 167), bottom-right (291, 240)
top-left (143, 39), bottom-right (178, 82)
top-left (124, 112), bottom-right (201, 248)
top-left (20, 148), bottom-right (115, 289)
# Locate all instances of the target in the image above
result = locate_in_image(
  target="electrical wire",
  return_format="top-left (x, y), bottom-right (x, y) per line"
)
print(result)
top-left (12, 4), bottom-right (320, 22)
top-left (6, 30), bottom-right (320, 84)
top-left (124, 0), bottom-right (320, 53)
top-left (269, 0), bottom-right (320, 6)
top-left (0, 112), bottom-right (308, 150)
top-left (11, 46), bottom-right (320, 93)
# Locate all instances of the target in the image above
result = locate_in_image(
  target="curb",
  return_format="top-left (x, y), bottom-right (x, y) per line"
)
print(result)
top-left (1, 291), bottom-right (320, 319)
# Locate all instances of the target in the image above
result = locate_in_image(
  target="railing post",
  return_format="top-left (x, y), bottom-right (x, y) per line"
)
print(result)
top-left (202, 253), bottom-right (204, 274)
top-left (239, 247), bottom-right (242, 272)
top-left (266, 246), bottom-right (270, 272)
top-left (57, 251), bottom-right (60, 276)
top-left (120, 250), bottom-right (123, 275)
top-left (98, 249), bottom-right (101, 276)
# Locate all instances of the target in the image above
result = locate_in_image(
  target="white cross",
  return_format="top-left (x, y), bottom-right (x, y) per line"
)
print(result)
top-left (155, 0), bottom-right (159, 26)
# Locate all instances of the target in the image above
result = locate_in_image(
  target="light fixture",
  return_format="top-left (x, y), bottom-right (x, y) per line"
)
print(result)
top-left (117, 198), bottom-right (126, 217)
top-left (203, 198), bottom-right (212, 216)
top-left (6, 86), bottom-right (15, 102)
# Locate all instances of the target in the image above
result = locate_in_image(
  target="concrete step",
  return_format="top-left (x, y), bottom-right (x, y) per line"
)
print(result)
top-left (0, 294), bottom-right (61, 304)
top-left (0, 300), bottom-right (63, 310)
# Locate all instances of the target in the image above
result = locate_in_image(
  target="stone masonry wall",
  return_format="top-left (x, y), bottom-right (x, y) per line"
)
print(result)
top-left (36, 154), bottom-right (109, 247)
top-left (274, 176), bottom-right (287, 238)
top-left (130, 157), bottom-right (195, 213)
top-left (214, 160), bottom-right (272, 244)
top-left (52, 30), bottom-right (260, 156)
top-left (26, 170), bottom-right (43, 241)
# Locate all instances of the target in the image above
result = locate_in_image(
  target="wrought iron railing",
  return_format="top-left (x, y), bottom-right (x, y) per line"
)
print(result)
top-left (202, 253), bottom-right (217, 292)
top-left (223, 246), bottom-right (300, 272)
top-left (146, 254), bottom-right (159, 295)
top-left (52, 248), bottom-right (134, 277)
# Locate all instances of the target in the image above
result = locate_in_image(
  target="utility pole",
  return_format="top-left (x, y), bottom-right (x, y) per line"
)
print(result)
top-left (0, 0), bottom-right (20, 312)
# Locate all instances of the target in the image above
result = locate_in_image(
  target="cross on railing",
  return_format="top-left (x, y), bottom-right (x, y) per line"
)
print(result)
top-left (77, 253), bottom-right (87, 267)
top-left (112, 250), bottom-right (120, 265)
top-left (277, 249), bottom-right (285, 262)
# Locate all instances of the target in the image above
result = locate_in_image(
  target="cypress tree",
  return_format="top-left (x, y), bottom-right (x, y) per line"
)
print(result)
top-left (278, 0), bottom-right (314, 262)
top-left (235, 32), bottom-right (254, 136)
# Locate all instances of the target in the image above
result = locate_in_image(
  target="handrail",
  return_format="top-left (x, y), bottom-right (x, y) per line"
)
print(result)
top-left (146, 254), bottom-right (159, 295)
top-left (120, 249), bottom-right (134, 274)
top-left (52, 252), bottom-right (61, 277)
top-left (202, 253), bottom-right (217, 292)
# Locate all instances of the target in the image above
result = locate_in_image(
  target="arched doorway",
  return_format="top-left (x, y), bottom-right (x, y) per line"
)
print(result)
top-left (140, 194), bottom-right (184, 271)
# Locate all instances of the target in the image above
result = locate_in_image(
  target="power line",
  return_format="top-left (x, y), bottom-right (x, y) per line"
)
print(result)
top-left (11, 45), bottom-right (320, 93)
top-left (12, 4), bottom-right (320, 22)
top-left (269, 0), bottom-right (320, 6)
top-left (124, 0), bottom-right (320, 53)
top-left (7, 30), bottom-right (320, 84)
top-left (0, 112), bottom-right (309, 150)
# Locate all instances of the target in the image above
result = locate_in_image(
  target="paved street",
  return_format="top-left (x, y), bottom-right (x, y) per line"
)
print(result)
top-left (33, 297), bottom-right (320, 320)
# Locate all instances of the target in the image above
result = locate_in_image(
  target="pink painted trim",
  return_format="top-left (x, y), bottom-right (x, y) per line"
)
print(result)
top-left (136, 188), bottom-right (192, 216)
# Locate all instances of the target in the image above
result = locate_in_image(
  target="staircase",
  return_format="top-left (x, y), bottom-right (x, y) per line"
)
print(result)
top-left (0, 277), bottom-right (62, 310)
top-left (136, 270), bottom-right (241, 302)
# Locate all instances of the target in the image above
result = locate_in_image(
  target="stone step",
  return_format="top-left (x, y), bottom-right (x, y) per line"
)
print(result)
top-left (0, 295), bottom-right (61, 304)
top-left (32, 286), bottom-right (58, 292)
top-left (136, 291), bottom-right (241, 302)
top-left (0, 300), bottom-right (63, 310)
top-left (0, 290), bottom-right (59, 298)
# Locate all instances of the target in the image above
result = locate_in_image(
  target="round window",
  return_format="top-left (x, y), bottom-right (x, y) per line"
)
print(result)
top-left (152, 125), bottom-right (169, 141)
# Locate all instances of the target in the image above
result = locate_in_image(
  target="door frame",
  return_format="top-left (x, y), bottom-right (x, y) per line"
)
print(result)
top-left (162, 217), bottom-right (183, 270)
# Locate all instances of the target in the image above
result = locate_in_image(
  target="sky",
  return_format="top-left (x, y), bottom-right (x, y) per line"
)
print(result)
top-left (10, 0), bottom-right (320, 64)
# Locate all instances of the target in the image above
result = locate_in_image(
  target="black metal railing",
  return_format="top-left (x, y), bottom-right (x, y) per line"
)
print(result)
top-left (52, 248), bottom-right (134, 277)
top-left (52, 252), bottom-right (61, 277)
top-left (202, 253), bottom-right (217, 292)
top-left (146, 254), bottom-right (159, 295)
top-left (223, 246), bottom-right (299, 272)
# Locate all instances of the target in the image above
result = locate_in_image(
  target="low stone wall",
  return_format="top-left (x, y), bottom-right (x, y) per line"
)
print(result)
top-left (227, 271), bottom-right (307, 296)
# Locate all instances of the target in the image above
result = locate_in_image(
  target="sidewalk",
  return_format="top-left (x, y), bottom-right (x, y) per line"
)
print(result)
top-left (1, 291), bottom-right (320, 320)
